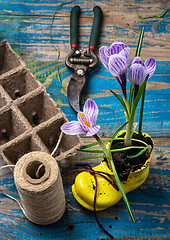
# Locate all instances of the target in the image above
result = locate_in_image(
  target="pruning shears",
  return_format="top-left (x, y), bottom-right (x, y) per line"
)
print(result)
top-left (65, 6), bottom-right (102, 112)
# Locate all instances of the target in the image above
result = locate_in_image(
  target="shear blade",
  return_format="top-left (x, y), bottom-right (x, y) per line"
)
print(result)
top-left (67, 77), bottom-right (85, 113)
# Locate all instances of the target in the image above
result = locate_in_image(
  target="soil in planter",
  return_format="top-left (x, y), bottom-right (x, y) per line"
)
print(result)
top-left (108, 132), bottom-right (154, 182)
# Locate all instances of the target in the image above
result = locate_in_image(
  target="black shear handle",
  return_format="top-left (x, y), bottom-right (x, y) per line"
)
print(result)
top-left (70, 6), bottom-right (80, 48)
top-left (89, 6), bottom-right (102, 50)
top-left (70, 6), bottom-right (102, 49)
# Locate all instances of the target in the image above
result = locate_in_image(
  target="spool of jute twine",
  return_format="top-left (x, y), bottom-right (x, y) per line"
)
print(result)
top-left (13, 151), bottom-right (66, 225)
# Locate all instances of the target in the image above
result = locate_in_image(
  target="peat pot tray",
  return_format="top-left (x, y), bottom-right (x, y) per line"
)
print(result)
top-left (0, 40), bottom-right (81, 166)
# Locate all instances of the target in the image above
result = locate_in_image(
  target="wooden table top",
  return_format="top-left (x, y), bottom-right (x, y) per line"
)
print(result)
top-left (0, 0), bottom-right (169, 239)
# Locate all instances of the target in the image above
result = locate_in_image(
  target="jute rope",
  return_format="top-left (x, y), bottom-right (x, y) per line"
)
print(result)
top-left (13, 151), bottom-right (66, 225)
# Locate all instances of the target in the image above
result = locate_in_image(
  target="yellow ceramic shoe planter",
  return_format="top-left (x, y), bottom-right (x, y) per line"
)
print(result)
top-left (72, 132), bottom-right (153, 211)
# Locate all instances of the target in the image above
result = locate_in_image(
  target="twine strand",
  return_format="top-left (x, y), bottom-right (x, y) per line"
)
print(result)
top-left (0, 165), bottom-right (15, 170)
top-left (0, 164), bottom-right (28, 217)
top-left (51, 131), bottom-right (63, 157)
top-left (0, 189), bottom-right (27, 217)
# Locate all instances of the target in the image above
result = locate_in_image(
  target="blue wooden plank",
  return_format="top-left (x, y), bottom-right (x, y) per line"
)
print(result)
top-left (0, 0), bottom-right (74, 16)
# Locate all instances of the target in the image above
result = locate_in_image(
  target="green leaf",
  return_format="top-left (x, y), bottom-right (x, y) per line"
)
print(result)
top-left (81, 139), bottom-right (111, 149)
top-left (138, 82), bottom-right (146, 135)
top-left (79, 155), bottom-right (106, 161)
top-left (134, 27), bottom-right (145, 133)
top-left (110, 146), bottom-right (145, 152)
top-left (131, 74), bottom-right (149, 119)
top-left (131, 138), bottom-right (149, 147)
top-left (111, 137), bottom-right (124, 141)
top-left (128, 84), bottom-right (134, 108)
top-left (110, 122), bottom-right (128, 147)
top-left (110, 90), bottom-right (129, 117)
top-left (109, 159), bottom-right (135, 223)
top-left (135, 27), bottom-right (144, 57)
top-left (93, 134), bottom-right (135, 223)
top-left (111, 137), bottom-right (149, 147)
top-left (77, 149), bottom-right (104, 153)
top-left (127, 146), bottom-right (149, 159)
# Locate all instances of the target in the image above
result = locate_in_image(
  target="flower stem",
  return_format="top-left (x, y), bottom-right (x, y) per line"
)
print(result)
top-left (94, 134), bottom-right (135, 223)
top-left (94, 134), bottom-right (112, 168)
top-left (138, 83), bottom-right (146, 135)
top-left (124, 99), bottom-right (135, 146)
top-left (124, 117), bottom-right (135, 146)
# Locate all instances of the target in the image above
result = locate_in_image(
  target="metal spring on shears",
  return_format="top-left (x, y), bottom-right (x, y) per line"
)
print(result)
top-left (70, 58), bottom-right (93, 64)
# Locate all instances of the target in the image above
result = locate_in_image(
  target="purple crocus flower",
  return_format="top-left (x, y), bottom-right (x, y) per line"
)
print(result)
top-left (99, 42), bottom-right (130, 98)
top-left (129, 57), bottom-right (156, 95)
top-left (61, 99), bottom-right (100, 137)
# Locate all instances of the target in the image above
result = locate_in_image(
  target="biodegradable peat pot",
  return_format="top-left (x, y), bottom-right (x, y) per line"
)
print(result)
top-left (72, 130), bottom-right (154, 211)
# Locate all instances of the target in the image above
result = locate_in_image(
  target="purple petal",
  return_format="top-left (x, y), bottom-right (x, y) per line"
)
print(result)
top-left (129, 57), bottom-right (144, 68)
top-left (78, 112), bottom-right (90, 132)
top-left (61, 121), bottom-right (86, 135)
top-left (99, 46), bottom-right (109, 69)
top-left (108, 42), bottom-right (128, 55)
top-left (108, 54), bottom-right (127, 77)
top-left (144, 58), bottom-right (156, 78)
top-left (118, 47), bottom-right (130, 63)
top-left (83, 99), bottom-right (98, 126)
top-left (117, 73), bottom-right (127, 98)
top-left (86, 125), bottom-right (100, 136)
top-left (129, 64), bottom-right (146, 87)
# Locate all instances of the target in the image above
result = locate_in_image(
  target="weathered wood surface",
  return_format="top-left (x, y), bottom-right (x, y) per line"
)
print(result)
top-left (0, 137), bottom-right (170, 240)
top-left (0, 0), bottom-right (169, 137)
top-left (0, 0), bottom-right (170, 239)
